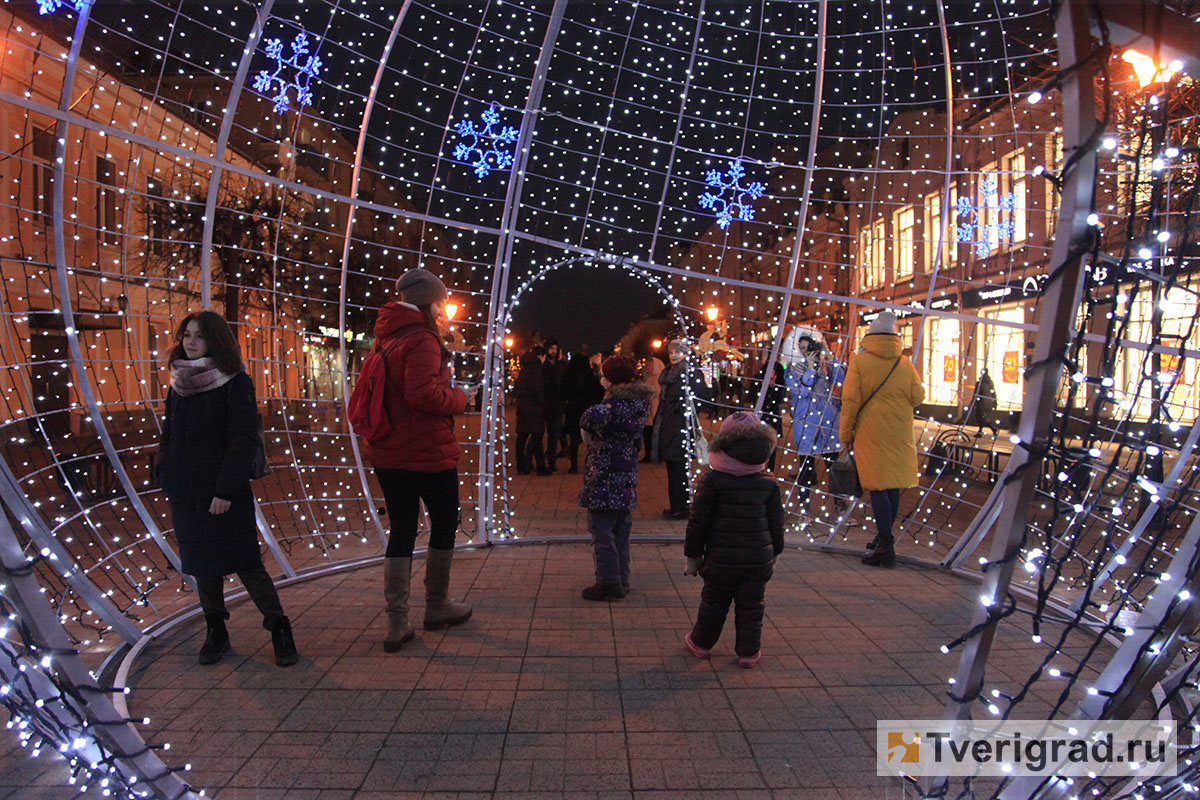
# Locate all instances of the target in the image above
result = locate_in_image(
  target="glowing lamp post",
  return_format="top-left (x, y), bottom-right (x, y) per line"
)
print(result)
top-left (444, 300), bottom-right (459, 320)
top-left (1122, 49), bottom-right (1179, 88)
top-left (705, 306), bottom-right (719, 322)
top-left (651, 339), bottom-right (662, 350)
top-left (503, 336), bottom-right (514, 349)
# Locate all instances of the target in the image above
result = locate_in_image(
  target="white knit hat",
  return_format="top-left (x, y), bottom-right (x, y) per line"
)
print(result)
top-left (867, 311), bottom-right (897, 335)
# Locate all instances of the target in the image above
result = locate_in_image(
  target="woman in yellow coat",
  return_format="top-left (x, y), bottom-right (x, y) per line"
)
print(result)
top-left (838, 311), bottom-right (925, 567)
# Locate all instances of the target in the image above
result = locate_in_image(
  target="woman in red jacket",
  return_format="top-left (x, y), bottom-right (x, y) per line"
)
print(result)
top-left (363, 269), bottom-right (478, 652)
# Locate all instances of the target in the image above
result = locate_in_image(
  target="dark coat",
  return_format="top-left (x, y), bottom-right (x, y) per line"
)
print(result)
top-left (684, 424), bottom-right (785, 575)
top-left (158, 371), bottom-right (262, 579)
top-left (361, 301), bottom-right (467, 472)
top-left (578, 382), bottom-right (655, 510)
top-left (561, 360), bottom-right (605, 430)
top-left (652, 359), bottom-right (713, 462)
top-left (542, 357), bottom-right (566, 413)
top-left (514, 352), bottom-right (547, 435)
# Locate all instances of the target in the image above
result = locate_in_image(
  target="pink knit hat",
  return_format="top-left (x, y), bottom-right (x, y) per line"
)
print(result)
top-left (719, 410), bottom-right (762, 434)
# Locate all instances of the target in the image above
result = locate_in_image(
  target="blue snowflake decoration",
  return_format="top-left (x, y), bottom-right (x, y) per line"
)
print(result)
top-left (36, 0), bottom-right (89, 14)
top-left (451, 103), bottom-right (519, 179)
top-left (698, 158), bottom-right (765, 229)
top-left (252, 32), bottom-right (322, 115)
top-left (956, 175), bottom-right (1017, 257)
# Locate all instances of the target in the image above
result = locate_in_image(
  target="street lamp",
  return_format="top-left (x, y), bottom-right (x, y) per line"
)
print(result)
top-left (705, 305), bottom-right (719, 322)
top-left (651, 339), bottom-right (662, 350)
top-left (503, 336), bottom-right (514, 349)
top-left (1123, 49), bottom-right (1178, 88)
top-left (444, 300), bottom-right (459, 320)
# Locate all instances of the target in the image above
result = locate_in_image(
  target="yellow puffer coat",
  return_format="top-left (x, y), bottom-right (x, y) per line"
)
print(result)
top-left (839, 333), bottom-right (925, 491)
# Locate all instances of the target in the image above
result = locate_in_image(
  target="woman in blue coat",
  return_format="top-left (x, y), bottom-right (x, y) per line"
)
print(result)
top-left (158, 311), bottom-right (297, 668)
top-left (783, 327), bottom-right (845, 514)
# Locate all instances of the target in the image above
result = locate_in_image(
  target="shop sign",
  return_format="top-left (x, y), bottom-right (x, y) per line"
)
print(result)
top-left (318, 325), bottom-right (366, 342)
top-left (859, 296), bottom-right (958, 325)
top-left (1002, 350), bottom-right (1020, 384)
top-left (964, 275), bottom-right (1045, 308)
top-left (943, 354), bottom-right (957, 383)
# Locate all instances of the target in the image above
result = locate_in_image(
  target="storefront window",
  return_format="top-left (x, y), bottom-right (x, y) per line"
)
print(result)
top-left (1115, 288), bottom-right (1200, 423)
top-left (922, 315), bottom-right (960, 405)
top-left (977, 305), bottom-right (1025, 411)
top-left (893, 206), bottom-right (915, 278)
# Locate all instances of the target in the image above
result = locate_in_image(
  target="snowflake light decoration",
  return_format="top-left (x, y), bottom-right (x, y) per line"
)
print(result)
top-left (698, 158), bottom-right (766, 229)
top-left (452, 102), bottom-right (519, 179)
top-left (36, 0), bottom-right (89, 14)
top-left (252, 32), bottom-right (322, 115)
top-left (956, 175), bottom-right (1017, 257)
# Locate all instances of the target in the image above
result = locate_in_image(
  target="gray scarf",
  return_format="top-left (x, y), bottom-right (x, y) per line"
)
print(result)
top-left (170, 357), bottom-right (234, 397)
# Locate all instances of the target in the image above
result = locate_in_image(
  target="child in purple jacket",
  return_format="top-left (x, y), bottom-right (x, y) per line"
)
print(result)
top-left (578, 355), bottom-right (656, 601)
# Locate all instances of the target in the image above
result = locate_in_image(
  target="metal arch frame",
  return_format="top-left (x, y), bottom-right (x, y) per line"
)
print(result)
top-left (335, 1), bottom-right (416, 549)
top-left (44, 3), bottom-right (186, 640)
top-left (920, 0), bottom-right (1099, 794)
top-left (477, 0), bottom-right (570, 543)
top-left (482, 255), bottom-right (697, 540)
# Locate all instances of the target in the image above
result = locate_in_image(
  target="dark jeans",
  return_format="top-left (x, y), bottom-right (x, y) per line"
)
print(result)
top-left (666, 459), bottom-right (689, 513)
top-left (515, 432), bottom-right (547, 473)
top-left (587, 509), bottom-right (632, 586)
top-left (642, 425), bottom-right (653, 460)
top-left (690, 564), bottom-right (772, 657)
top-left (796, 451), bottom-right (836, 487)
top-left (376, 467), bottom-right (460, 557)
top-left (194, 561), bottom-right (285, 627)
top-left (869, 488), bottom-right (901, 549)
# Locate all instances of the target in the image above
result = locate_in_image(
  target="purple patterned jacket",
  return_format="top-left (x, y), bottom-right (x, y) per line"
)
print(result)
top-left (577, 382), bottom-right (655, 511)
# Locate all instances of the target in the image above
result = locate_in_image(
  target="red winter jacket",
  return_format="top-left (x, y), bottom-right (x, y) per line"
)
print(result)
top-left (361, 301), bottom-right (467, 472)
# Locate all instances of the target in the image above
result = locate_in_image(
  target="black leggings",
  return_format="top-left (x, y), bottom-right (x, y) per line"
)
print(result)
top-left (376, 467), bottom-right (460, 558)
top-left (194, 562), bottom-right (285, 627)
top-left (869, 489), bottom-right (901, 549)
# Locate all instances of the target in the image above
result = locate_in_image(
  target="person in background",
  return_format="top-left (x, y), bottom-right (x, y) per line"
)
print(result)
top-left (364, 268), bottom-right (478, 651)
top-left (682, 411), bottom-right (784, 669)
top-left (158, 310), bottom-right (298, 668)
top-left (839, 311), bottom-right (925, 567)
top-left (753, 359), bottom-right (788, 472)
top-left (652, 339), bottom-right (713, 520)
top-left (578, 355), bottom-right (655, 600)
top-left (514, 346), bottom-right (550, 475)
top-left (542, 339), bottom-right (566, 469)
top-left (639, 353), bottom-right (665, 463)
top-left (784, 327), bottom-right (845, 517)
top-left (561, 353), bottom-right (605, 474)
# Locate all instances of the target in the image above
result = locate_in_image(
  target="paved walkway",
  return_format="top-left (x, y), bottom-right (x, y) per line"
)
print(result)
top-left (3, 459), bottom-right (1030, 800)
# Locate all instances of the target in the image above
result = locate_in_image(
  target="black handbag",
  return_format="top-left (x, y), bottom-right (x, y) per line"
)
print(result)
top-left (250, 412), bottom-right (271, 480)
top-left (828, 357), bottom-right (901, 496)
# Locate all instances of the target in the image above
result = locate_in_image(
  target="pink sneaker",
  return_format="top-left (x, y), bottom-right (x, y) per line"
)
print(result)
top-left (684, 632), bottom-right (712, 660)
top-left (737, 651), bottom-right (762, 669)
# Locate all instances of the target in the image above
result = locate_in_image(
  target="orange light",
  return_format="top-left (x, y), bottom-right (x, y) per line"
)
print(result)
top-left (651, 339), bottom-right (662, 349)
top-left (503, 337), bottom-right (514, 349)
top-left (705, 306), bottom-right (719, 322)
top-left (1123, 49), bottom-right (1176, 88)
top-left (444, 301), bottom-right (459, 320)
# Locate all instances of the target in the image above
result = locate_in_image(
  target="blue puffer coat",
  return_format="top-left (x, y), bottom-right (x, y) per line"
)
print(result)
top-left (578, 382), bottom-right (655, 510)
top-left (786, 357), bottom-right (845, 455)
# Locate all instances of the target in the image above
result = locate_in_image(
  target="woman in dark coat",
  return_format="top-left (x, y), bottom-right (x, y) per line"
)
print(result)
top-left (158, 311), bottom-right (297, 667)
top-left (560, 353), bottom-right (605, 474)
top-left (652, 339), bottom-right (713, 519)
top-left (578, 355), bottom-right (655, 600)
top-left (513, 348), bottom-right (549, 475)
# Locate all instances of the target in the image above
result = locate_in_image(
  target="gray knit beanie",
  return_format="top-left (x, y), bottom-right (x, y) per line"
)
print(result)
top-left (396, 268), bottom-right (448, 307)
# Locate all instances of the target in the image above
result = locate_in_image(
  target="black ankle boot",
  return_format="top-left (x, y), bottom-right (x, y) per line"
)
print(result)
top-left (861, 548), bottom-right (896, 567)
top-left (862, 535), bottom-right (880, 557)
top-left (198, 612), bottom-right (231, 665)
top-left (267, 616), bottom-right (299, 667)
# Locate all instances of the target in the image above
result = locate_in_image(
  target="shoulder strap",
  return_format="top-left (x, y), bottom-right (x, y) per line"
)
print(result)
top-left (859, 357), bottom-right (900, 414)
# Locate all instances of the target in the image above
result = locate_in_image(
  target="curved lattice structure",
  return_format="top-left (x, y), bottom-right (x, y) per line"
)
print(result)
top-left (2, 0), bottom-right (1199, 796)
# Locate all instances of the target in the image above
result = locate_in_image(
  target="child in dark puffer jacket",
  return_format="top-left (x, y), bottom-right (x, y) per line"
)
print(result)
top-left (682, 411), bottom-right (785, 668)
